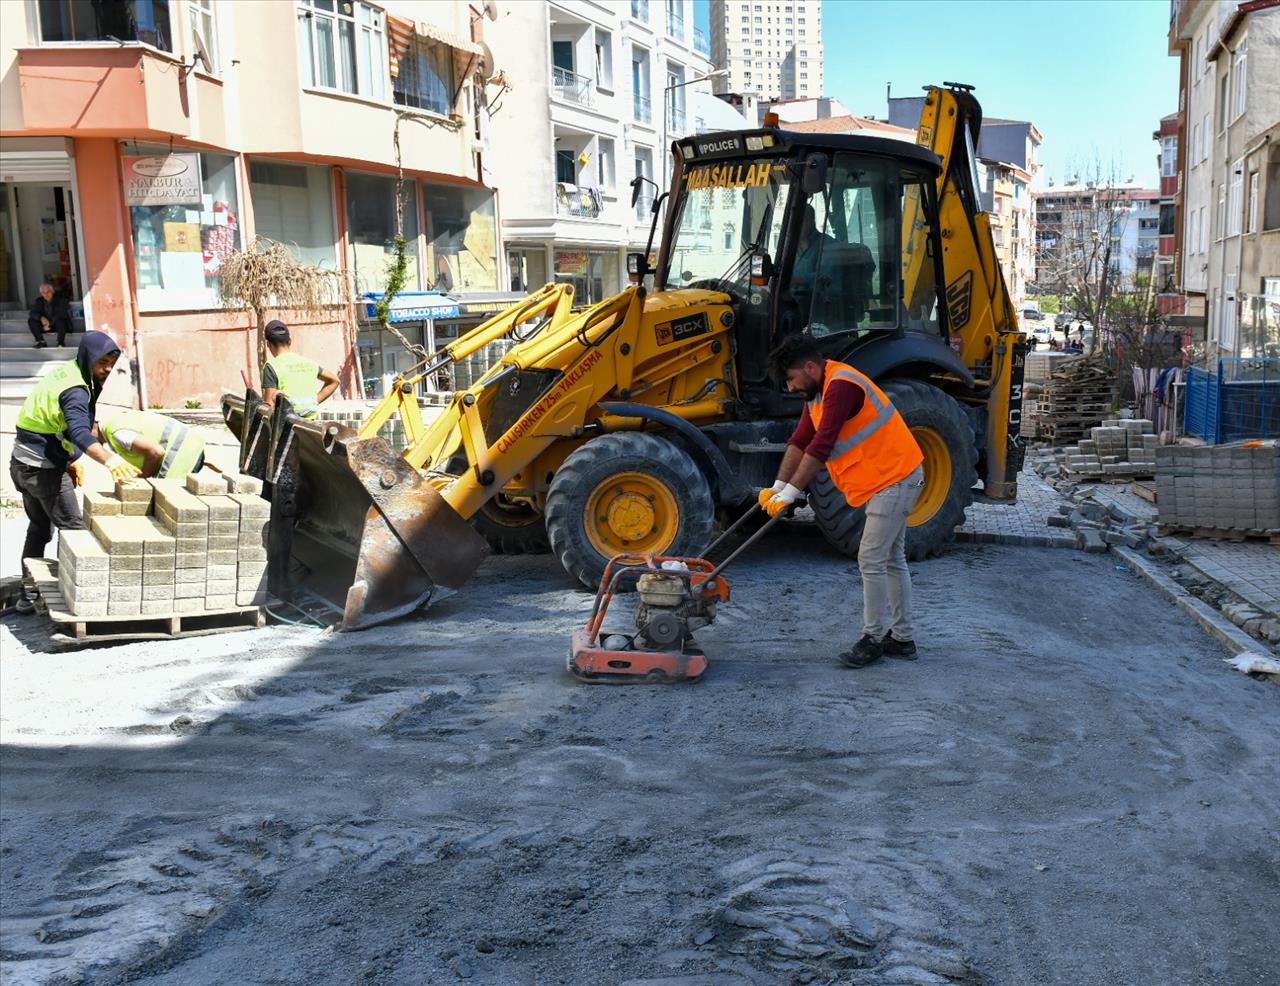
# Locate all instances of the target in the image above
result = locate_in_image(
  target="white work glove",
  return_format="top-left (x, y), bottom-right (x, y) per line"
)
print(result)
top-left (105, 453), bottom-right (142, 484)
top-left (757, 480), bottom-right (786, 509)
top-left (764, 483), bottom-right (803, 517)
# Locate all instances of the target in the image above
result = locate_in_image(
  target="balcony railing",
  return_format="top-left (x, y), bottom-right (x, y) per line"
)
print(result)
top-left (635, 190), bottom-right (655, 223)
top-left (667, 10), bottom-right (685, 39)
top-left (556, 183), bottom-right (602, 219)
top-left (633, 94), bottom-right (652, 124)
top-left (694, 27), bottom-right (709, 55)
top-left (631, 0), bottom-right (650, 22)
top-left (552, 66), bottom-right (595, 107)
top-left (667, 106), bottom-right (687, 132)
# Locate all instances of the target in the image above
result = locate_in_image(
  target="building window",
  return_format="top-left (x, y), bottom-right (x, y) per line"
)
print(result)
top-left (595, 29), bottom-right (614, 91)
top-left (1216, 183), bottom-right (1226, 240)
top-left (1267, 146), bottom-right (1280, 230)
top-left (509, 248), bottom-right (548, 294)
top-left (1232, 47), bottom-right (1247, 120)
top-left (296, 0), bottom-right (386, 100)
top-left (127, 147), bottom-right (240, 311)
top-left (38, 0), bottom-right (173, 49)
top-left (1191, 123), bottom-right (1200, 165)
top-left (554, 250), bottom-right (619, 306)
top-left (249, 161), bottom-right (337, 269)
top-left (188, 0), bottom-right (217, 71)
top-left (1228, 167), bottom-right (1243, 236)
top-left (1247, 171), bottom-right (1259, 234)
top-left (394, 38), bottom-right (453, 114)
top-left (345, 172), bottom-right (420, 296)
top-left (1198, 206), bottom-right (1205, 253)
top-left (597, 137), bottom-right (616, 196)
top-left (423, 183), bottom-right (498, 293)
top-left (1161, 136), bottom-right (1176, 178)
top-left (1201, 113), bottom-right (1210, 159)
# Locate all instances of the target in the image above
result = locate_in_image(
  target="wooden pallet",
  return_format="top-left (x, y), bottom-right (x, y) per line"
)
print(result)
top-left (1130, 481), bottom-right (1158, 503)
top-left (1156, 525), bottom-right (1280, 545)
top-left (24, 559), bottom-right (267, 647)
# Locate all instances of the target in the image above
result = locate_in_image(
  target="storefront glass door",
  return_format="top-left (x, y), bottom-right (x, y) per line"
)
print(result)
top-left (1, 182), bottom-right (83, 309)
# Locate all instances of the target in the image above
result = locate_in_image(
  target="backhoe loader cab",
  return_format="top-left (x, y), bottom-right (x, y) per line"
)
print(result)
top-left (224, 84), bottom-right (1025, 630)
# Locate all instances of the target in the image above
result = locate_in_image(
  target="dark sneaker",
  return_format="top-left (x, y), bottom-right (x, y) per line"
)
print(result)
top-left (882, 636), bottom-right (918, 660)
top-left (14, 594), bottom-right (35, 615)
top-left (839, 634), bottom-right (883, 668)
top-left (33, 341), bottom-right (47, 349)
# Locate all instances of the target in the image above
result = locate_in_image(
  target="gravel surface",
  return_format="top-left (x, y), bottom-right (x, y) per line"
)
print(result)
top-left (2, 532), bottom-right (1278, 986)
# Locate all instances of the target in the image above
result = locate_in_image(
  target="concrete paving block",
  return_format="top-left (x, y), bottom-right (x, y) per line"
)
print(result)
top-left (238, 528), bottom-right (268, 548)
top-left (108, 600), bottom-right (141, 616)
top-left (204, 594), bottom-right (236, 610)
top-left (176, 551), bottom-right (207, 570)
top-left (236, 591), bottom-right (268, 607)
top-left (82, 490), bottom-right (121, 519)
top-left (141, 599), bottom-right (177, 615)
top-left (206, 579), bottom-right (235, 596)
top-left (175, 582), bottom-right (207, 599)
top-left (208, 520), bottom-right (239, 537)
top-left (110, 552), bottom-right (143, 572)
top-left (155, 485), bottom-right (210, 523)
top-left (108, 569), bottom-right (142, 588)
top-left (223, 472), bottom-right (264, 495)
top-left (91, 516), bottom-right (146, 556)
top-left (209, 550), bottom-right (237, 566)
top-left (238, 547), bottom-right (268, 563)
top-left (175, 537), bottom-right (207, 553)
top-left (1076, 529), bottom-right (1109, 553)
top-left (110, 584), bottom-right (142, 602)
top-left (207, 535), bottom-right (238, 551)
top-left (58, 528), bottom-right (110, 571)
top-left (229, 493), bottom-right (270, 520)
top-left (121, 499), bottom-right (150, 516)
top-left (142, 581), bottom-right (176, 600)
top-left (175, 567), bottom-right (207, 584)
top-left (207, 564), bottom-right (237, 580)
top-left (200, 496), bottom-right (240, 522)
top-left (61, 580), bottom-right (108, 603)
top-left (186, 471), bottom-right (226, 495)
top-left (237, 573), bottom-right (268, 590)
top-left (174, 597), bottom-right (205, 613)
top-left (68, 600), bottom-right (108, 617)
top-left (116, 479), bottom-right (153, 503)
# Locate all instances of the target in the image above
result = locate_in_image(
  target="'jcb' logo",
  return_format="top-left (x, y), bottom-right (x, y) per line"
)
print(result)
top-left (946, 271), bottom-right (973, 330)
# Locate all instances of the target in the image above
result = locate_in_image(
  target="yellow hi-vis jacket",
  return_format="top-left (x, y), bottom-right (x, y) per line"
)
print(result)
top-left (101, 409), bottom-right (207, 479)
top-left (264, 351), bottom-right (321, 419)
top-left (14, 359), bottom-right (90, 457)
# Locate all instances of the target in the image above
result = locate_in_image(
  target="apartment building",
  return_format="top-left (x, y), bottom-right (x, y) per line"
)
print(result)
top-left (1170, 0), bottom-right (1280, 360)
top-left (709, 0), bottom-right (823, 100)
top-left (486, 0), bottom-right (727, 306)
top-left (1034, 182), bottom-right (1162, 294)
top-left (1153, 112), bottom-right (1185, 315)
top-left (0, 0), bottom-right (511, 406)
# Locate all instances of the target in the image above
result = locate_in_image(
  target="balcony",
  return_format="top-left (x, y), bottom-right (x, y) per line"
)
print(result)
top-left (553, 66), bottom-right (595, 107)
top-left (694, 28), bottom-right (710, 56)
top-left (667, 106), bottom-right (687, 132)
top-left (631, 0), bottom-right (650, 22)
top-left (633, 94), bottom-right (653, 124)
top-left (667, 11), bottom-right (685, 39)
top-left (635, 189), bottom-right (655, 223)
top-left (556, 183), bottom-right (602, 219)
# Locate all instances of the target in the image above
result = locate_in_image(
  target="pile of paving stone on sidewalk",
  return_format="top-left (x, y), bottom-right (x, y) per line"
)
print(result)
top-left (1060, 418), bottom-right (1160, 478)
top-left (55, 472), bottom-right (269, 618)
top-left (1154, 441), bottom-right (1280, 539)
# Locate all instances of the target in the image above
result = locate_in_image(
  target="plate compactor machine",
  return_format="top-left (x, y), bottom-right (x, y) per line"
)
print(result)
top-left (568, 506), bottom-right (788, 683)
top-left (223, 84), bottom-right (1025, 632)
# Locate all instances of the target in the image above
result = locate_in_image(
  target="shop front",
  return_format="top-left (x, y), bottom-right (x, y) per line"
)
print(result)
top-left (553, 248), bottom-right (620, 306)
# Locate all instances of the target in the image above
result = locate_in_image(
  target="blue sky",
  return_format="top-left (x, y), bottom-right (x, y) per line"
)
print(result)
top-left (694, 0), bottom-right (1179, 188)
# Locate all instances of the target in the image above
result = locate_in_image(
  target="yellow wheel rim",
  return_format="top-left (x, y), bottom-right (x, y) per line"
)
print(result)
top-left (583, 472), bottom-right (680, 557)
top-left (908, 427), bottom-right (952, 527)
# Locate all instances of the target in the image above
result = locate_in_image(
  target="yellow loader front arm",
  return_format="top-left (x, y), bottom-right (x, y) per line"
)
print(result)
top-left (913, 84), bottom-right (1027, 499)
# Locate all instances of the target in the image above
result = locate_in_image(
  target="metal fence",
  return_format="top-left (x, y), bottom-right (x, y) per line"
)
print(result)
top-left (1184, 357), bottom-right (1280, 442)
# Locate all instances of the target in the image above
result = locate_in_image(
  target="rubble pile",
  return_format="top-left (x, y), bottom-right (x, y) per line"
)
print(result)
top-left (55, 472), bottom-right (270, 618)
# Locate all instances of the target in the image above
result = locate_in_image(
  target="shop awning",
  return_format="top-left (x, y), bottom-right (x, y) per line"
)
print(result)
top-left (415, 20), bottom-right (483, 57)
top-left (387, 14), bottom-right (483, 83)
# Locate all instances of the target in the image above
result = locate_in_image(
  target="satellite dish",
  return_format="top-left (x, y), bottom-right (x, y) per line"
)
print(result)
top-left (191, 26), bottom-right (213, 73)
top-left (483, 1), bottom-right (499, 21)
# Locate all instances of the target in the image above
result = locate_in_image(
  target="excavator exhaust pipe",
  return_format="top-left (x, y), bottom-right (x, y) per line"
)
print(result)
top-left (223, 391), bottom-right (489, 631)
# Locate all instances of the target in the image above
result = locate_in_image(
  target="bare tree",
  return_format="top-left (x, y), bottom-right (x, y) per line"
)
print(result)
top-left (218, 238), bottom-right (348, 369)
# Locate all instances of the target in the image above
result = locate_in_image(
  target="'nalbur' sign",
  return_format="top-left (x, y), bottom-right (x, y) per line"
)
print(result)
top-left (123, 154), bottom-right (203, 207)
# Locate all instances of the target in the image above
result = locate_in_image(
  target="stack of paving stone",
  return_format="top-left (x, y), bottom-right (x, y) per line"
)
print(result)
top-left (1026, 356), bottom-right (1114, 446)
top-left (54, 471), bottom-right (271, 619)
top-left (1020, 352), bottom-right (1075, 439)
top-left (1154, 441), bottom-right (1280, 536)
top-left (1061, 419), bottom-right (1158, 478)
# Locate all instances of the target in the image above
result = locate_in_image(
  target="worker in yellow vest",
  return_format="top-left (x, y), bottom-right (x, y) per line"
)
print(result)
top-left (760, 335), bottom-right (925, 669)
top-left (261, 320), bottom-right (339, 419)
top-left (98, 409), bottom-right (207, 480)
top-left (9, 331), bottom-right (141, 611)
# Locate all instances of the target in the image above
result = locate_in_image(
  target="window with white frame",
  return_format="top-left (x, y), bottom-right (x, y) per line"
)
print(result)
top-left (1222, 273), bottom-right (1237, 350)
top-left (1218, 71), bottom-right (1229, 130)
top-left (1161, 136), bottom-right (1177, 178)
top-left (1198, 206), bottom-right (1206, 253)
top-left (1191, 123), bottom-right (1200, 165)
top-left (595, 29), bottom-right (614, 91)
top-left (1217, 183), bottom-right (1226, 239)
top-left (1232, 45), bottom-right (1247, 120)
top-left (37, 0), bottom-right (173, 48)
top-left (188, 0), bottom-right (218, 72)
top-left (1228, 167), bottom-right (1243, 236)
top-left (296, 0), bottom-right (386, 100)
top-left (1247, 170), bottom-right (1259, 233)
top-left (394, 38), bottom-right (454, 114)
top-left (597, 137), bottom-right (615, 195)
top-left (1201, 113), bottom-right (1210, 159)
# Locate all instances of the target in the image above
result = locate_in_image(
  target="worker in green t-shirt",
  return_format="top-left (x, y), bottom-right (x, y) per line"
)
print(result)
top-left (261, 320), bottom-right (339, 419)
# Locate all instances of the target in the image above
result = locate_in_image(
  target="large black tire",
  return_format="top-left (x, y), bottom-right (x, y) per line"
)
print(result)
top-left (810, 378), bottom-right (977, 562)
top-left (471, 496), bottom-right (550, 555)
top-left (545, 432), bottom-right (715, 589)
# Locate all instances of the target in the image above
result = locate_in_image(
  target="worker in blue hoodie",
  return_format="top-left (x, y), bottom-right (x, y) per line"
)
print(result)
top-left (9, 331), bottom-right (141, 610)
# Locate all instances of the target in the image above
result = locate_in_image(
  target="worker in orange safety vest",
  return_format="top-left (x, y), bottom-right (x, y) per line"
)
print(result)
top-left (760, 334), bottom-right (925, 668)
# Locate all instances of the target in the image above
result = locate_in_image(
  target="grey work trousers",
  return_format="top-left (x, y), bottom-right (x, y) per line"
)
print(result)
top-left (858, 464), bottom-right (925, 642)
top-left (9, 458), bottom-right (84, 561)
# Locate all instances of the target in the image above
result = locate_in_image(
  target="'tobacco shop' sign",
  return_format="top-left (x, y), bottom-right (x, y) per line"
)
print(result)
top-left (123, 154), bottom-right (203, 207)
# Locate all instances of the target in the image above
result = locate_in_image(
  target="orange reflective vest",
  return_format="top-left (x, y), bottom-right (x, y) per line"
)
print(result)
top-left (808, 360), bottom-right (923, 508)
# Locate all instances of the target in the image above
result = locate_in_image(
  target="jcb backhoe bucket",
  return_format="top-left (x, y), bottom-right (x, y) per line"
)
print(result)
top-left (222, 391), bottom-right (489, 630)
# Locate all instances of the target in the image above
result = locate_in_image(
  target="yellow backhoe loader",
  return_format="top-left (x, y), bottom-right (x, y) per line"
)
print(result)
top-left (223, 84), bottom-right (1026, 629)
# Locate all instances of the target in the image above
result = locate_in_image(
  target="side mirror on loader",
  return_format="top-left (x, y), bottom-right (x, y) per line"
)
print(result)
top-left (800, 152), bottom-right (828, 195)
top-left (627, 252), bottom-right (650, 283)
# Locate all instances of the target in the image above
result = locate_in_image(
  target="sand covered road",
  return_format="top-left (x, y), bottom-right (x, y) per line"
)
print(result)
top-left (2, 534), bottom-right (1277, 985)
